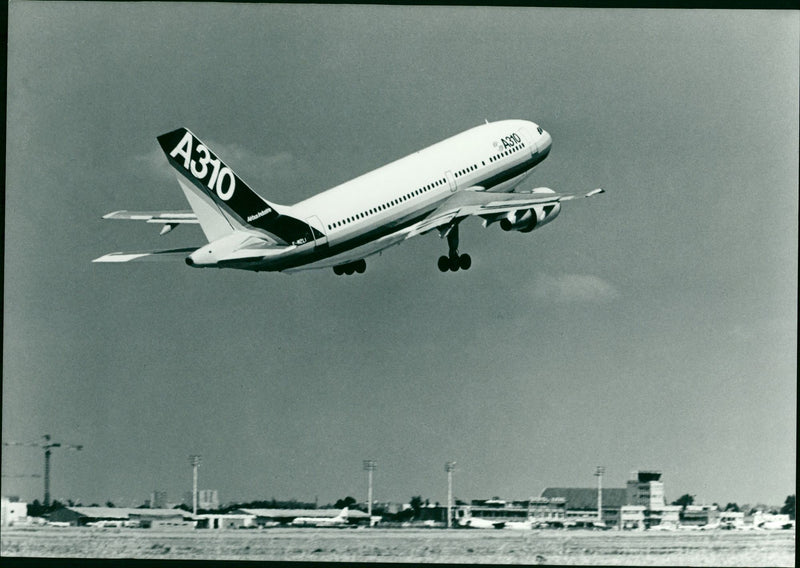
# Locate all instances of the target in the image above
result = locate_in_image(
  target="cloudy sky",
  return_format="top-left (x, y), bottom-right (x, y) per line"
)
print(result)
top-left (3, 4), bottom-right (797, 509)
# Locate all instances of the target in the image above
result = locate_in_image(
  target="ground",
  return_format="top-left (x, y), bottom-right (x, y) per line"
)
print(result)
top-left (1, 526), bottom-right (795, 566)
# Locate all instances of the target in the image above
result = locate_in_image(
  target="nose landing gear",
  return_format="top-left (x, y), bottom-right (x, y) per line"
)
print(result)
top-left (437, 222), bottom-right (471, 272)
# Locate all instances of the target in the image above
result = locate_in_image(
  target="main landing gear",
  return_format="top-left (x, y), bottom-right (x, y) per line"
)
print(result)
top-left (437, 223), bottom-right (471, 272)
top-left (333, 259), bottom-right (366, 276)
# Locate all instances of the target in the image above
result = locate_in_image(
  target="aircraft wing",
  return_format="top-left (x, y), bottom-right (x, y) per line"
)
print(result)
top-left (92, 247), bottom-right (198, 263)
top-left (101, 210), bottom-right (199, 235)
top-left (402, 187), bottom-right (605, 238)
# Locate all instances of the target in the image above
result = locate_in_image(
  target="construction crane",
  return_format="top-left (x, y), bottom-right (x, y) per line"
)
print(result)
top-left (3, 434), bottom-right (83, 506)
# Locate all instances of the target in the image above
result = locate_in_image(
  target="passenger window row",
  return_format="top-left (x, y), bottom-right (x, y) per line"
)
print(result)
top-left (327, 177), bottom-right (447, 231)
top-left (489, 142), bottom-right (525, 163)
top-left (454, 164), bottom-right (478, 178)
top-left (326, 140), bottom-right (528, 231)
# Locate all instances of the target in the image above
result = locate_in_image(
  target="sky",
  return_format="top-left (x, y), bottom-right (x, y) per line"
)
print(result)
top-left (3, 3), bottom-right (797, 510)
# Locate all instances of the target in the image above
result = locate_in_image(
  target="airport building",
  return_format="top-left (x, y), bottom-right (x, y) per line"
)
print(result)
top-left (540, 470), bottom-right (681, 529)
top-left (196, 513), bottom-right (256, 529)
top-left (681, 504), bottom-right (721, 527)
top-left (456, 498), bottom-right (567, 527)
top-left (150, 490), bottom-right (168, 509)
top-left (720, 510), bottom-right (745, 529)
top-left (1, 497), bottom-right (28, 527)
top-left (626, 470), bottom-right (665, 510)
top-left (624, 470), bottom-right (681, 528)
top-left (541, 487), bottom-right (627, 526)
top-left (45, 506), bottom-right (197, 528)
top-left (619, 505), bottom-right (646, 529)
top-left (183, 489), bottom-right (219, 511)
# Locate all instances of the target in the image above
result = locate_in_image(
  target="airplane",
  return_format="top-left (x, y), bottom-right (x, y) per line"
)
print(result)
top-left (94, 120), bottom-right (604, 275)
top-left (459, 516), bottom-right (506, 529)
top-left (290, 507), bottom-right (351, 527)
top-left (504, 520), bottom-right (534, 530)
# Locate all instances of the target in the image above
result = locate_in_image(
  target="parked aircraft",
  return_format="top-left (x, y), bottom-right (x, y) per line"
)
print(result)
top-left (459, 516), bottom-right (506, 529)
top-left (756, 518), bottom-right (795, 530)
top-left (504, 520), bottom-right (534, 530)
top-left (290, 507), bottom-right (350, 527)
top-left (94, 120), bottom-right (604, 274)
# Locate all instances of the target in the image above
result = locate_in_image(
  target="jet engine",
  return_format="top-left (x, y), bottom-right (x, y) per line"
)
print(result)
top-left (500, 203), bottom-right (561, 232)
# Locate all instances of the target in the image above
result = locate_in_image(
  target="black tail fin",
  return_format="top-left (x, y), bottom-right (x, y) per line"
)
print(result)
top-left (157, 128), bottom-right (317, 245)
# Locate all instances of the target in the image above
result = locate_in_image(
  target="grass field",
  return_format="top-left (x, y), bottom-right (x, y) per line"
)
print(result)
top-left (1, 526), bottom-right (795, 565)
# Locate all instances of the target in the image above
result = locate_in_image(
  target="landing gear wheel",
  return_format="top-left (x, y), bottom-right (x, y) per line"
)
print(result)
top-left (440, 222), bottom-right (472, 273)
top-left (333, 265), bottom-right (344, 275)
top-left (355, 259), bottom-right (366, 274)
top-left (344, 266), bottom-right (355, 275)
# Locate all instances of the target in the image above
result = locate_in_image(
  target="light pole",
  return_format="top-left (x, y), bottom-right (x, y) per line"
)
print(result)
top-left (189, 455), bottom-right (202, 515)
top-left (445, 461), bottom-right (456, 528)
top-left (595, 466), bottom-right (605, 523)
top-left (363, 460), bottom-right (376, 522)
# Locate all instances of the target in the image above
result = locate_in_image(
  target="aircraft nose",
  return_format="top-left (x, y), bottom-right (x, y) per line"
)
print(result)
top-left (539, 129), bottom-right (552, 156)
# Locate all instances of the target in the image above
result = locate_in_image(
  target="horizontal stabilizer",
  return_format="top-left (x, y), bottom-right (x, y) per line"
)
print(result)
top-left (103, 210), bottom-right (199, 227)
top-left (102, 210), bottom-right (197, 221)
top-left (93, 247), bottom-right (198, 263)
top-left (102, 210), bottom-right (199, 236)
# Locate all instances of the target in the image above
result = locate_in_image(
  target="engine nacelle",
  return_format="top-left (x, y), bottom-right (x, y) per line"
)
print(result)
top-left (500, 203), bottom-right (561, 232)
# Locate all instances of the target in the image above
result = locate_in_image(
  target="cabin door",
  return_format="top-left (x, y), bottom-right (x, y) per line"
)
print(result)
top-left (445, 171), bottom-right (457, 192)
top-left (304, 216), bottom-right (329, 250)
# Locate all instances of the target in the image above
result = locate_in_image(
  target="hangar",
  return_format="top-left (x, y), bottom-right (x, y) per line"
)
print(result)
top-left (45, 506), bottom-right (196, 528)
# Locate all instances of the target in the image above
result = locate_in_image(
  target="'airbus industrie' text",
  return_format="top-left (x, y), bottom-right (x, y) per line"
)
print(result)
top-left (247, 208), bottom-right (272, 222)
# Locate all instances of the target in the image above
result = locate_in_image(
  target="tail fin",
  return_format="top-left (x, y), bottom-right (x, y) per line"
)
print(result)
top-left (157, 128), bottom-right (318, 245)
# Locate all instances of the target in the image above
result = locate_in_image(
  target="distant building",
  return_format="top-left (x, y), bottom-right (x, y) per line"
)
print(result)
top-left (540, 487), bottom-right (627, 527)
top-left (720, 510), bottom-right (745, 529)
top-left (528, 497), bottom-right (567, 525)
top-left (543, 470), bottom-right (676, 529)
top-left (454, 498), bottom-right (567, 527)
top-left (1, 497), bottom-right (28, 527)
top-left (151, 490), bottom-right (168, 509)
top-left (541, 488), bottom-right (628, 511)
top-left (626, 471), bottom-right (665, 510)
top-left (660, 506), bottom-right (682, 528)
top-left (619, 505), bottom-right (646, 530)
top-left (681, 504), bottom-right (720, 527)
top-left (196, 513), bottom-right (255, 529)
top-left (183, 489), bottom-right (220, 511)
top-left (198, 490), bottom-right (219, 510)
top-left (45, 506), bottom-right (196, 528)
top-left (465, 499), bottom-right (527, 521)
top-left (625, 470), bottom-right (677, 528)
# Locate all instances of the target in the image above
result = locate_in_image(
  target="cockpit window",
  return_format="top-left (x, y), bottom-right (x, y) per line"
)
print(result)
top-left (537, 126), bottom-right (543, 135)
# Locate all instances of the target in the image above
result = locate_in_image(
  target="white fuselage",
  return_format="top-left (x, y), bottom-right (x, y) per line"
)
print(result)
top-left (188, 119), bottom-right (552, 271)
